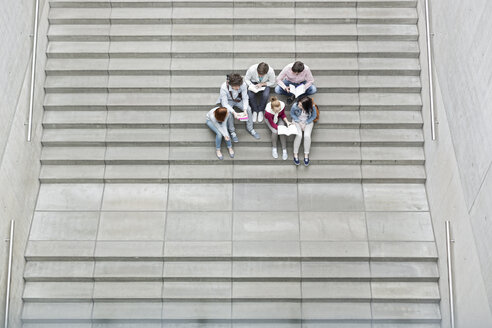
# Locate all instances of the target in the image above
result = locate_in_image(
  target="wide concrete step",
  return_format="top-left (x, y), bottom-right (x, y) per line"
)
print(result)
top-left (26, 238), bottom-right (437, 261)
top-left (40, 127), bottom-right (424, 147)
top-left (23, 303), bottom-right (440, 326)
top-left (23, 279), bottom-right (439, 302)
top-left (48, 24), bottom-right (419, 42)
top-left (40, 145), bottom-right (425, 165)
top-left (48, 7), bottom-right (417, 25)
top-left (45, 57), bottom-right (421, 76)
top-left (45, 40), bottom-right (420, 58)
top-left (43, 92), bottom-right (422, 110)
top-left (42, 110), bottom-right (423, 129)
top-left (48, 0), bottom-right (418, 9)
top-left (44, 75), bottom-right (421, 93)
top-left (24, 260), bottom-right (438, 282)
top-left (38, 164), bottom-right (426, 183)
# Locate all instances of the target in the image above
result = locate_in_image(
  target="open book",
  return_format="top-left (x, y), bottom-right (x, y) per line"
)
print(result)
top-left (248, 84), bottom-right (266, 93)
top-left (236, 112), bottom-right (249, 121)
top-left (278, 124), bottom-right (300, 136)
top-left (288, 84), bottom-right (305, 98)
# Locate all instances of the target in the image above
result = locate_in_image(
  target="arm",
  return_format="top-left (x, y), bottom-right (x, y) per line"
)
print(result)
top-left (306, 105), bottom-right (317, 124)
top-left (217, 120), bottom-right (230, 138)
top-left (303, 66), bottom-right (315, 90)
top-left (264, 112), bottom-right (278, 130)
top-left (276, 65), bottom-right (289, 90)
top-left (265, 67), bottom-right (276, 87)
top-left (219, 84), bottom-right (234, 113)
top-left (244, 66), bottom-right (254, 87)
top-left (290, 104), bottom-right (300, 122)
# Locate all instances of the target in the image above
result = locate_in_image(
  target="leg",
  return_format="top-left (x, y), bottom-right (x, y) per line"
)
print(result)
top-left (303, 123), bottom-right (314, 155)
top-left (265, 119), bottom-right (278, 148)
top-left (275, 80), bottom-right (292, 96)
top-left (226, 100), bottom-right (237, 134)
top-left (304, 84), bottom-right (317, 96)
top-left (277, 121), bottom-right (287, 150)
top-left (293, 122), bottom-right (303, 155)
top-left (248, 89), bottom-right (260, 113)
top-left (206, 120), bottom-right (223, 150)
top-left (238, 101), bottom-right (254, 132)
top-left (258, 86), bottom-right (271, 112)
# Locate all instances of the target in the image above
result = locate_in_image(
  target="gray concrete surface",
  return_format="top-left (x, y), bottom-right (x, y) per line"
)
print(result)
top-left (419, 0), bottom-right (492, 326)
top-left (0, 0), bottom-right (49, 327)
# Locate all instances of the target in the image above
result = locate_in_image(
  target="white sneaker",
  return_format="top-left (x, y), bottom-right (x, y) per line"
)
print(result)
top-left (272, 147), bottom-right (278, 159)
top-left (282, 149), bottom-right (288, 160)
top-left (258, 111), bottom-right (264, 122)
top-left (252, 112), bottom-right (258, 122)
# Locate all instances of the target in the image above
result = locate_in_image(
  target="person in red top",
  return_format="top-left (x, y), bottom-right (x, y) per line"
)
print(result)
top-left (264, 96), bottom-right (292, 160)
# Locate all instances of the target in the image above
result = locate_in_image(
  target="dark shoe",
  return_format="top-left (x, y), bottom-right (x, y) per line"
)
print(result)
top-left (286, 95), bottom-right (295, 105)
top-left (228, 148), bottom-right (235, 158)
top-left (250, 129), bottom-right (260, 140)
top-left (230, 132), bottom-right (239, 143)
top-left (304, 157), bottom-right (310, 166)
top-left (216, 150), bottom-right (224, 160)
top-left (293, 157), bottom-right (300, 166)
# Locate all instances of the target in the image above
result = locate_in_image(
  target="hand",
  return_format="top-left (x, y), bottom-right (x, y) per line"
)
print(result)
top-left (259, 82), bottom-right (266, 87)
top-left (233, 112), bottom-right (239, 119)
top-left (224, 136), bottom-right (230, 141)
top-left (286, 121), bottom-right (292, 126)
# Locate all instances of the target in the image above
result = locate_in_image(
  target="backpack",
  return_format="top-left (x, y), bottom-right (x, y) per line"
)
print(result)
top-left (313, 101), bottom-right (320, 123)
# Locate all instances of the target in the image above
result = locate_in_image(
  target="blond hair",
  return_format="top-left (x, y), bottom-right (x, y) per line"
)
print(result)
top-left (270, 96), bottom-right (282, 113)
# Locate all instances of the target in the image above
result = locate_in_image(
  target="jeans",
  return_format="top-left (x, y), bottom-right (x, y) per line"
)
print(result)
top-left (293, 122), bottom-right (314, 155)
top-left (206, 119), bottom-right (232, 150)
top-left (225, 100), bottom-right (254, 134)
top-left (248, 83), bottom-right (270, 113)
top-left (274, 79), bottom-right (317, 97)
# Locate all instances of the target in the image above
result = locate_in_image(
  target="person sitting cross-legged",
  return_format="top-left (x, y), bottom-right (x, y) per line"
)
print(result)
top-left (275, 61), bottom-right (317, 105)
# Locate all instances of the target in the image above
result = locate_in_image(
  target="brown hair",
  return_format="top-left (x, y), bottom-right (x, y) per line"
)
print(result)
top-left (227, 73), bottom-right (243, 87)
top-left (214, 107), bottom-right (228, 122)
top-left (270, 96), bottom-right (282, 113)
top-left (257, 62), bottom-right (269, 75)
top-left (298, 96), bottom-right (313, 115)
top-left (292, 61), bottom-right (305, 73)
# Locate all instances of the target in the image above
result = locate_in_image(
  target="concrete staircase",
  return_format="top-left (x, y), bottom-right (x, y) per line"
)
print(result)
top-left (22, 0), bottom-right (441, 327)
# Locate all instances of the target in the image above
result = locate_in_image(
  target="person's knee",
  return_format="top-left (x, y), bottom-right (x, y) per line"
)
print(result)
top-left (307, 85), bottom-right (317, 95)
top-left (274, 85), bottom-right (283, 94)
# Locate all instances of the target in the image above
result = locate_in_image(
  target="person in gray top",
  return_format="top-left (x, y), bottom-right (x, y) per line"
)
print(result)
top-left (217, 73), bottom-right (260, 142)
top-left (206, 106), bottom-right (235, 160)
top-left (244, 62), bottom-right (276, 123)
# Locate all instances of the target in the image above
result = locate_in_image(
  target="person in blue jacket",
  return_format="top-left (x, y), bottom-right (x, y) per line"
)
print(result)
top-left (290, 96), bottom-right (317, 166)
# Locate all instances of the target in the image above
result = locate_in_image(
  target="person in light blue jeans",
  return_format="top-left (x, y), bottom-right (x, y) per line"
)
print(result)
top-left (206, 106), bottom-right (235, 160)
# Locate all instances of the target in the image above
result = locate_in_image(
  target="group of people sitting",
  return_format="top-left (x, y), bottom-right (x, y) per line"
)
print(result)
top-left (206, 61), bottom-right (317, 166)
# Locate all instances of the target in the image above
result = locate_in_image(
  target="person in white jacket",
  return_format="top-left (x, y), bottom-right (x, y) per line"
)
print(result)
top-left (206, 106), bottom-right (235, 160)
top-left (244, 62), bottom-right (276, 123)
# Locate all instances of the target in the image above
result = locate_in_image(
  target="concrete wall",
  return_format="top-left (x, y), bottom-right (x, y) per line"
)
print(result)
top-left (420, 0), bottom-right (492, 327)
top-left (0, 0), bottom-right (48, 326)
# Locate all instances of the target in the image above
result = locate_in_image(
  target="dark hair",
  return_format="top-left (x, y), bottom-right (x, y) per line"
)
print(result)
top-left (298, 96), bottom-right (313, 115)
top-left (227, 73), bottom-right (243, 87)
top-left (214, 107), bottom-right (228, 122)
top-left (257, 62), bottom-right (269, 75)
top-left (292, 61), bottom-right (305, 73)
